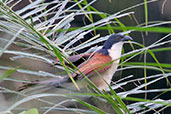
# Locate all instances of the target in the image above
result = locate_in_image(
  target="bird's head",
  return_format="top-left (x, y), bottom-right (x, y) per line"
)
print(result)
top-left (102, 33), bottom-right (133, 50)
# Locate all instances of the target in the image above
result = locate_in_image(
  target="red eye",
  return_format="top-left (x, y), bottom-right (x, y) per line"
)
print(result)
top-left (116, 37), bottom-right (120, 40)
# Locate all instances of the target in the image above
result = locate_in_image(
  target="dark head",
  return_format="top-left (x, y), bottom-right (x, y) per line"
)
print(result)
top-left (102, 33), bottom-right (133, 49)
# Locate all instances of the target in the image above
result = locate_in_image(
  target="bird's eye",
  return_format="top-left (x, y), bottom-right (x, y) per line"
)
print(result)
top-left (116, 37), bottom-right (120, 40)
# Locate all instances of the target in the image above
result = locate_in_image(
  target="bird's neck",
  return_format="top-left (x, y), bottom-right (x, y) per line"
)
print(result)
top-left (97, 42), bottom-right (124, 58)
top-left (108, 42), bottom-right (123, 60)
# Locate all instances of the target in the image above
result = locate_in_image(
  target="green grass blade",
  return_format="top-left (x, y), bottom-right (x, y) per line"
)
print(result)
top-left (76, 98), bottom-right (107, 114)
top-left (103, 95), bottom-right (124, 114)
top-left (109, 90), bottom-right (130, 114)
top-left (123, 97), bottom-right (171, 106)
top-left (144, 0), bottom-right (148, 34)
top-left (0, 67), bottom-right (19, 81)
top-left (125, 62), bottom-right (171, 68)
top-left (22, 108), bottom-right (39, 114)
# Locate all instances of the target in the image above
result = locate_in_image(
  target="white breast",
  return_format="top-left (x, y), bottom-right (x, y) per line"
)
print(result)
top-left (108, 42), bottom-right (123, 60)
top-left (100, 42), bottom-right (124, 90)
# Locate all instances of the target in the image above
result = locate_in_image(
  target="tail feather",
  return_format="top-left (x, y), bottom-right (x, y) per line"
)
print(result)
top-left (18, 76), bottom-right (70, 91)
top-left (17, 80), bottom-right (39, 91)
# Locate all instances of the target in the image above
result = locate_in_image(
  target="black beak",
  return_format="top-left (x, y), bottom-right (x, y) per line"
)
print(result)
top-left (121, 35), bottom-right (133, 41)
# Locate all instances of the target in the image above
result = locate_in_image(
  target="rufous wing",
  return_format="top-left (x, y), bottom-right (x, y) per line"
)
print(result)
top-left (75, 52), bottom-right (112, 78)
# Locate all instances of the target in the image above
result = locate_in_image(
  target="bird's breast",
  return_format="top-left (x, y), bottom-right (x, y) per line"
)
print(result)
top-left (108, 42), bottom-right (123, 59)
top-left (102, 61), bottom-right (120, 83)
top-left (86, 61), bottom-right (120, 91)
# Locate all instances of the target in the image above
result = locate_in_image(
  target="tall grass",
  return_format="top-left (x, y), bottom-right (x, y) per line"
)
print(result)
top-left (0, 0), bottom-right (171, 114)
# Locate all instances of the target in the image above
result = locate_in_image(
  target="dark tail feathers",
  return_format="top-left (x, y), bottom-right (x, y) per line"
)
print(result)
top-left (18, 76), bottom-right (70, 91)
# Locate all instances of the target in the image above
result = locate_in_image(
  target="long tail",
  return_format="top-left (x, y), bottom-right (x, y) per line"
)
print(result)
top-left (18, 76), bottom-right (70, 91)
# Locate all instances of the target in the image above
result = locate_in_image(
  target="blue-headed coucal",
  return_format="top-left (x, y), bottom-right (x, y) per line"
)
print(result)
top-left (18, 33), bottom-right (133, 92)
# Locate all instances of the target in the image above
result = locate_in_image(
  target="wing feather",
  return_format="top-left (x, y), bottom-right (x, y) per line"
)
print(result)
top-left (75, 52), bottom-right (112, 77)
top-left (55, 53), bottom-right (92, 67)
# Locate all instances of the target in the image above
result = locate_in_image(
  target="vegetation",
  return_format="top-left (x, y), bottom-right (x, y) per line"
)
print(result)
top-left (0, 0), bottom-right (170, 114)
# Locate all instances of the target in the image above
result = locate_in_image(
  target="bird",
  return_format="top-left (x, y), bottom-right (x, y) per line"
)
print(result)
top-left (18, 33), bottom-right (133, 92)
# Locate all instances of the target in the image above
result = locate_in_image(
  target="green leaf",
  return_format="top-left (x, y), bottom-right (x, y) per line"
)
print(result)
top-left (123, 97), bottom-right (171, 106)
top-left (56, 26), bottom-right (171, 33)
top-left (125, 62), bottom-right (171, 68)
top-left (103, 94), bottom-right (125, 114)
top-left (0, 67), bottom-right (19, 81)
top-left (144, 0), bottom-right (148, 34)
top-left (76, 98), bottom-right (107, 114)
top-left (20, 108), bottom-right (39, 114)
top-left (108, 87), bottom-right (131, 114)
